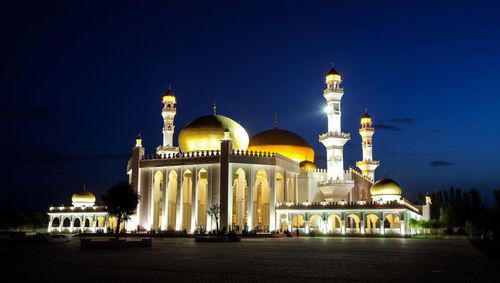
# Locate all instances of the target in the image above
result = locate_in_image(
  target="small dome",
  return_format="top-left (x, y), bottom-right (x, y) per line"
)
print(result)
top-left (178, 114), bottom-right (249, 152)
top-left (248, 129), bottom-right (315, 162)
top-left (299, 160), bottom-right (317, 171)
top-left (326, 66), bottom-right (340, 77)
top-left (370, 178), bottom-right (402, 196)
top-left (361, 112), bottom-right (372, 119)
top-left (72, 189), bottom-right (96, 207)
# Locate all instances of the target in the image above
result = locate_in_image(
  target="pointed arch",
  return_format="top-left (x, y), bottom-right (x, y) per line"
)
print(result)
top-left (196, 168), bottom-right (208, 230)
top-left (166, 170), bottom-right (178, 230)
top-left (232, 168), bottom-right (247, 231)
top-left (252, 169), bottom-right (270, 232)
top-left (181, 169), bottom-right (193, 231)
top-left (365, 213), bottom-right (380, 233)
top-left (275, 173), bottom-right (284, 203)
top-left (51, 217), bottom-right (60, 228)
top-left (328, 214), bottom-right (341, 232)
top-left (151, 170), bottom-right (164, 230)
top-left (309, 214), bottom-right (322, 229)
top-left (286, 177), bottom-right (295, 202)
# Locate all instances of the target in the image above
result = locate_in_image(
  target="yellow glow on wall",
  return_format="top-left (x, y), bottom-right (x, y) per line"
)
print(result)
top-left (247, 144), bottom-right (314, 163)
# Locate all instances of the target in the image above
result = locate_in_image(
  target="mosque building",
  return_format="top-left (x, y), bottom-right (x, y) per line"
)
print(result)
top-left (48, 66), bottom-right (429, 235)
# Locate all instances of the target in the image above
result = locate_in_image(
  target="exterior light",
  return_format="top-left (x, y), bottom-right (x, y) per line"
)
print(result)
top-left (323, 105), bottom-right (329, 114)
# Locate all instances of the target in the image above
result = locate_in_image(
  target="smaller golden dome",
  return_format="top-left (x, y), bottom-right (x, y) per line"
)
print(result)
top-left (325, 66), bottom-right (341, 81)
top-left (370, 178), bottom-right (402, 196)
top-left (299, 160), bottom-right (317, 171)
top-left (248, 128), bottom-right (315, 162)
top-left (71, 189), bottom-right (96, 206)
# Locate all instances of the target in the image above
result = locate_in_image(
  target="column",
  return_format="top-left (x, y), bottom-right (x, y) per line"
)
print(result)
top-left (380, 213), bottom-right (385, 235)
top-left (340, 220), bottom-right (346, 235)
top-left (322, 220), bottom-right (328, 234)
top-left (360, 220), bottom-right (365, 234)
top-left (400, 220), bottom-right (406, 236)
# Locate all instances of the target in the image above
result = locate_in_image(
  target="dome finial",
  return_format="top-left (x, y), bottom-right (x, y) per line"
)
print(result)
top-left (274, 112), bottom-right (278, 129)
top-left (212, 100), bottom-right (217, 115)
top-left (168, 84), bottom-right (172, 91)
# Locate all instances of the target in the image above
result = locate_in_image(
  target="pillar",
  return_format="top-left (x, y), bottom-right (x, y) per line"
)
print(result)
top-left (360, 220), bottom-right (365, 234)
top-left (340, 220), bottom-right (346, 235)
top-left (219, 139), bottom-right (232, 231)
top-left (400, 220), bottom-right (406, 236)
top-left (305, 222), bottom-right (310, 234)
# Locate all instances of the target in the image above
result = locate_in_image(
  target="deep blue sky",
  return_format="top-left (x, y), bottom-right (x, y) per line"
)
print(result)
top-left (2, 1), bottom-right (499, 210)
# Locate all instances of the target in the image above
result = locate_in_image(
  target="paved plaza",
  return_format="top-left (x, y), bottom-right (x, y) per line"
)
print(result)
top-left (1, 237), bottom-right (498, 282)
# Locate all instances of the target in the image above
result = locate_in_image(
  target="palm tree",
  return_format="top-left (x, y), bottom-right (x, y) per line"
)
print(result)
top-left (102, 182), bottom-right (139, 239)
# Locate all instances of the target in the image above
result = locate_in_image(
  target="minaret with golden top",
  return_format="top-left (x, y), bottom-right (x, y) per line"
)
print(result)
top-left (355, 109), bottom-right (380, 180)
top-left (157, 85), bottom-right (179, 155)
top-left (319, 65), bottom-right (351, 181)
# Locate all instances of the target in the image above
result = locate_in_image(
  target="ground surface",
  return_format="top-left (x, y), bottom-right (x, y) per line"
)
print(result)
top-left (1, 237), bottom-right (498, 282)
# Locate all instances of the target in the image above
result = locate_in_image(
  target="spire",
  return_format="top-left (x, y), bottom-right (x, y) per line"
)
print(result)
top-left (274, 112), bottom-right (278, 129)
top-left (212, 101), bottom-right (217, 115)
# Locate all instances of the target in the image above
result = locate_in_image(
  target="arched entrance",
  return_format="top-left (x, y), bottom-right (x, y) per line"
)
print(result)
top-left (346, 214), bottom-right (361, 233)
top-left (275, 173), bottom-right (284, 203)
top-left (279, 214), bottom-right (288, 231)
top-left (181, 169), bottom-right (193, 232)
top-left (84, 217), bottom-right (92, 231)
top-left (51, 217), bottom-right (60, 228)
top-left (292, 214), bottom-right (305, 229)
top-left (196, 169), bottom-right (208, 230)
top-left (151, 170), bottom-right (164, 231)
top-left (73, 218), bottom-right (81, 230)
top-left (385, 213), bottom-right (401, 233)
top-left (365, 214), bottom-right (379, 234)
top-left (232, 168), bottom-right (247, 231)
top-left (287, 177), bottom-right (295, 202)
top-left (62, 218), bottom-right (71, 229)
top-left (309, 214), bottom-right (322, 231)
top-left (166, 170), bottom-right (178, 230)
top-left (328, 214), bottom-right (341, 233)
top-left (252, 170), bottom-right (270, 232)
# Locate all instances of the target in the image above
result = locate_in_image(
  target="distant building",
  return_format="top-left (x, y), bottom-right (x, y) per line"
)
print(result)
top-left (48, 66), bottom-right (429, 235)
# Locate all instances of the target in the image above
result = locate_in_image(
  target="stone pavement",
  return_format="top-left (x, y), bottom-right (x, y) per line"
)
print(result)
top-left (1, 237), bottom-right (498, 282)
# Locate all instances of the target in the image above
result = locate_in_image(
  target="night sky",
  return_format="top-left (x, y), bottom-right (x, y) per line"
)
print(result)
top-left (2, 1), bottom-right (500, 211)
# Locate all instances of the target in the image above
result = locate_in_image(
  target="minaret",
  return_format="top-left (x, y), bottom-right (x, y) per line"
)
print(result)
top-left (355, 109), bottom-right (380, 180)
top-left (319, 65), bottom-right (351, 180)
top-left (157, 86), bottom-right (179, 155)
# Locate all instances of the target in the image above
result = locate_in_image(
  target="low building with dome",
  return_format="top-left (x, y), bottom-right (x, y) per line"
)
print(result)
top-left (47, 188), bottom-right (122, 233)
top-left (48, 66), bottom-right (430, 235)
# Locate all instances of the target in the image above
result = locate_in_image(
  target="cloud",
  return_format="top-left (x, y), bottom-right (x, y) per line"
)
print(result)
top-left (374, 124), bottom-right (400, 131)
top-left (429, 160), bottom-right (454, 167)
top-left (388, 118), bottom-right (416, 124)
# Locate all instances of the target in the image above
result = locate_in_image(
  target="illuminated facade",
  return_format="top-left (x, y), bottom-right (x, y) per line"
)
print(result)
top-left (48, 66), bottom-right (429, 235)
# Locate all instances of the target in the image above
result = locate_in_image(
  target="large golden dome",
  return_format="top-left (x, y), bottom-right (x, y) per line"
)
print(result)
top-left (370, 178), bottom-right (402, 196)
top-left (178, 114), bottom-right (249, 152)
top-left (248, 129), bottom-right (315, 162)
top-left (71, 189), bottom-right (96, 206)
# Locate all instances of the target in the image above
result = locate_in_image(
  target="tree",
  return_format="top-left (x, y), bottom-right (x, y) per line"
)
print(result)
top-left (207, 204), bottom-right (223, 233)
top-left (102, 182), bottom-right (139, 239)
